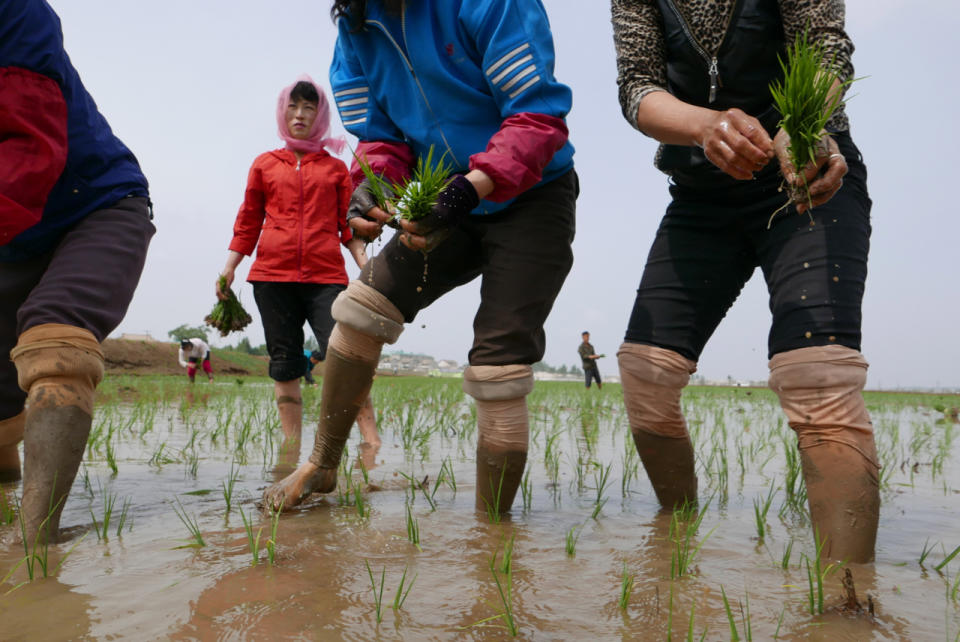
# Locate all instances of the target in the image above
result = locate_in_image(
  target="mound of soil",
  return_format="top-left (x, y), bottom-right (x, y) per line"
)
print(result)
top-left (103, 339), bottom-right (268, 377)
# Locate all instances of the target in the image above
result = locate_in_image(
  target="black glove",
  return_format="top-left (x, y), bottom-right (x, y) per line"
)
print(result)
top-left (347, 179), bottom-right (395, 242)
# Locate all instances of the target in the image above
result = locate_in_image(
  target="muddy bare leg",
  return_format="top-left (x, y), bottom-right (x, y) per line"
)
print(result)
top-left (0, 412), bottom-right (25, 484)
top-left (355, 395), bottom-right (380, 447)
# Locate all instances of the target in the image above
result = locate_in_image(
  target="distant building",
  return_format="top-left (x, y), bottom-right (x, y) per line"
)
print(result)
top-left (118, 332), bottom-right (159, 343)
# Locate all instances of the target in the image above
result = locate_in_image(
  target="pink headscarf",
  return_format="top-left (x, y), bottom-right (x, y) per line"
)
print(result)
top-left (276, 74), bottom-right (346, 155)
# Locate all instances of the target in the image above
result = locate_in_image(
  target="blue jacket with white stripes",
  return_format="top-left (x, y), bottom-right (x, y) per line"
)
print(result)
top-left (329, 0), bottom-right (575, 215)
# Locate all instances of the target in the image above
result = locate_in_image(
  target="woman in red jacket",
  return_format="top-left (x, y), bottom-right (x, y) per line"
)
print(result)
top-left (217, 76), bottom-right (380, 466)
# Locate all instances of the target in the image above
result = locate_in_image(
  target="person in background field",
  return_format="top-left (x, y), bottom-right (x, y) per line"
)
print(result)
top-left (303, 349), bottom-right (319, 387)
top-left (578, 331), bottom-right (602, 389)
top-left (264, 0), bottom-right (577, 516)
top-left (0, 0), bottom-right (155, 544)
top-left (218, 76), bottom-right (380, 469)
top-left (178, 338), bottom-right (213, 383)
top-left (611, 0), bottom-right (878, 562)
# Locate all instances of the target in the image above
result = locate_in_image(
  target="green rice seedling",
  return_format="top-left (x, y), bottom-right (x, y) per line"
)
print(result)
top-left (14, 488), bottom-right (80, 581)
top-left (920, 538), bottom-right (937, 568)
top-left (486, 545), bottom-right (519, 636)
top-left (205, 275), bottom-right (253, 337)
top-left (105, 437), bottom-right (118, 477)
top-left (591, 462), bottom-right (613, 520)
top-left (520, 467), bottom-right (532, 513)
top-left (752, 482), bottom-right (777, 542)
top-left (686, 597), bottom-right (699, 642)
top-left (392, 563), bottom-right (417, 611)
top-left (221, 460), bottom-right (239, 514)
top-left (172, 497), bottom-right (205, 548)
top-left (405, 502), bottom-right (422, 552)
top-left (720, 586), bottom-right (740, 642)
top-left (239, 506), bottom-right (262, 565)
top-left (801, 530), bottom-right (839, 615)
top-left (353, 479), bottom-right (369, 519)
top-left (266, 503), bottom-right (282, 565)
top-left (399, 471), bottom-right (437, 512)
top-left (740, 590), bottom-right (752, 641)
top-left (621, 441), bottom-right (639, 498)
top-left (364, 560), bottom-right (386, 624)
top-left (352, 147), bottom-right (394, 211)
top-left (670, 499), bottom-right (715, 579)
top-left (496, 534), bottom-right (515, 575)
top-left (480, 463), bottom-right (508, 525)
top-left (89, 488), bottom-right (118, 541)
top-left (115, 497), bottom-right (132, 537)
top-left (149, 442), bottom-right (175, 468)
top-left (618, 563), bottom-right (635, 611)
top-left (565, 524), bottom-right (581, 558)
top-left (780, 539), bottom-right (794, 570)
top-left (392, 146), bottom-right (453, 222)
top-left (935, 544), bottom-right (960, 573)
top-left (439, 456), bottom-right (457, 492)
top-left (768, 29), bottom-right (856, 225)
top-left (0, 489), bottom-right (16, 525)
top-left (951, 571), bottom-right (960, 602)
top-left (773, 606), bottom-right (785, 639)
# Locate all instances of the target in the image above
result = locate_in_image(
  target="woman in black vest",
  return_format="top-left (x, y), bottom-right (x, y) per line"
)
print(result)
top-left (611, 0), bottom-right (877, 563)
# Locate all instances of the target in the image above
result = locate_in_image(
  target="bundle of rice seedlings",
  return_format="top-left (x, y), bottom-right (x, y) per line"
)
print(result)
top-left (769, 29), bottom-right (855, 224)
top-left (355, 145), bottom-right (453, 223)
top-left (205, 276), bottom-right (253, 337)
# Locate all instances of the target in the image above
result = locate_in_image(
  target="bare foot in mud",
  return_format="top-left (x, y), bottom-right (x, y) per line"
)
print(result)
top-left (262, 462), bottom-right (337, 511)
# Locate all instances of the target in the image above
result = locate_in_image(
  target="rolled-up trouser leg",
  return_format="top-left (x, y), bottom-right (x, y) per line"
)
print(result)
top-left (307, 281), bottom-right (403, 472)
top-left (617, 342), bottom-right (698, 510)
top-left (0, 412), bottom-right (25, 483)
top-left (463, 365), bottom-right (533, 514)
top-left (769, 345), bottom-right (880, 563)
top-left (11, 323), bottom-right (104, 543)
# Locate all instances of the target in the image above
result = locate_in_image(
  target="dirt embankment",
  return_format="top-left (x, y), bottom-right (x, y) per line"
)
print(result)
top-left (103, 339), bottom-right (269, 377)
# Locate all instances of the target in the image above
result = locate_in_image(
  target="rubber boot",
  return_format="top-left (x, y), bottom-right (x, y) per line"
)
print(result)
top-left (475, 445), bottom-right (527, 515)
top-left (0, 412), bottom-right (25, 483)
top-left (632, 430), bottom-right (697, 511)
top-left (11, 323), bottom-right (103, 544)
top-left (801, 442), bottom-right (880, 563)
top-left (309, 348), bottom-right (378, 471)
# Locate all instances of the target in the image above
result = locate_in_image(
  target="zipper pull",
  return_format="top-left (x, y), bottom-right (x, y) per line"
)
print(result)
top-left (708, 57), bottom-right (719, 103)
top-left (296, 159), bottom-right (301, 171)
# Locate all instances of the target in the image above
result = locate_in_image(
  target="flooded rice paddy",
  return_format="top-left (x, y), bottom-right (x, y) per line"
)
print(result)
top-left (1, 375), bottom-right (959, 640)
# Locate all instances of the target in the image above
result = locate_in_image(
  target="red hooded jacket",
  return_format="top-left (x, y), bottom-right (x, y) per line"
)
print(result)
top-left (229, 149), bottom-right (353, 284)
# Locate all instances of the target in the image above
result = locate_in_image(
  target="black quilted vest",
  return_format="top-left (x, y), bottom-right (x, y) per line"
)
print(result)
top-left (655, 0), bottom-right (786, 186)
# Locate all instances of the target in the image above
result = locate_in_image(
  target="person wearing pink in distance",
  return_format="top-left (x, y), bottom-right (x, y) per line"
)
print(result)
top-left (218, 76), bottom-right (380, 475)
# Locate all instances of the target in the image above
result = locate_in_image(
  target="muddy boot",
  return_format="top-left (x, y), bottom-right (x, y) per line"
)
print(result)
top-left (631, 430), bottom-right (697, 511)
top-left (475, 445), bottom-right (527, 514)
top-left (0, 412), bottom-right (25, 483)
top-left (309, 348), bottom-right (377, 470)
top-left (770, 345), bottom-right (881, 563)
top-left (618, 342), bottom-right (699, 511)
top-left (801, 442), bottom-right (879, 563)
top-left (11, 324), bottom-right (104, 544)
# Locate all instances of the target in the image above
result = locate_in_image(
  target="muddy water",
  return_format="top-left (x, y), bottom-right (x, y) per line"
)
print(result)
top-left (0, 378), bottom-right (958, 640)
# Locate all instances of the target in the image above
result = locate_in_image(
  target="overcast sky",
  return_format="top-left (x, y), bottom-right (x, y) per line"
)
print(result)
top-left (45, 0), bottom-right (957, 390)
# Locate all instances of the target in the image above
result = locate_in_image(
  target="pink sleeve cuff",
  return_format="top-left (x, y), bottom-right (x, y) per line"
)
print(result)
top-left (468, 112), bottom-right (568, 202)
top-left (349, 141), bottom-right (415, 188)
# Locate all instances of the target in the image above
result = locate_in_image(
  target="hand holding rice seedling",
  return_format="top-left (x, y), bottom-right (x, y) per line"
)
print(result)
top-left (206, 275), bottom-right (253, 337)
top-left (768, 29), bottom-right (856, 226)
top-left (353, 146), bottom-right (477, 252)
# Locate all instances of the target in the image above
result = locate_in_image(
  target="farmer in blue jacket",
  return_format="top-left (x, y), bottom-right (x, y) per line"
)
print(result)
top-left (0, 0), bottom-right (154, 544)
top-left (265, 0), bottom-right (577, 514)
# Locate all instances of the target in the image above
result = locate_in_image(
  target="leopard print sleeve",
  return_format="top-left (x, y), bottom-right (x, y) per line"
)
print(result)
top-left (611, 0), bottom-right (669, 133)
top-left (778, 0), bottom-right (853, 130)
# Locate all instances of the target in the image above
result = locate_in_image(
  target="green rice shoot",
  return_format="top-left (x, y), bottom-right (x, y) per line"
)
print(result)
top-left (768, 29), bottom-right (855, 224)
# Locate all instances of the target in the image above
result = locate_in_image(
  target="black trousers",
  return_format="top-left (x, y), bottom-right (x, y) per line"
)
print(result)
top-left (361, 170), bottom-right (578, 366)
top-left (252, 282), bottom-right (345, 381)
top-left (0, 198), bottom-right (155, 419)
top-left (625, 131), bottom-right (871, 361)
